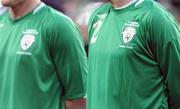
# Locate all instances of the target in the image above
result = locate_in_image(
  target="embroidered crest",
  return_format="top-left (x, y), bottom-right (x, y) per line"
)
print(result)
top-left (20, 34), bottom-right (35, 50)
top-left (122, 26), bottom-right (136, 43)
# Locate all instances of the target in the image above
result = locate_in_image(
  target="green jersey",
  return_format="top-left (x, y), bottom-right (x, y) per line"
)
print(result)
top-left (88, 0), bottom-right (180, 109)
top-left (0, 3), bottom-right (87, 109)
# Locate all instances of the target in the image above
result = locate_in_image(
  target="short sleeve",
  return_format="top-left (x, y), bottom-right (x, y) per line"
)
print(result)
top-left (49, 15), bottom-right (87, 100)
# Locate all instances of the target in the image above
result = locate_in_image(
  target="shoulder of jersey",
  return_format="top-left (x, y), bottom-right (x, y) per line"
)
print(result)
top-left (88, 2), bottom-right (111, 26)
top-left (134, 0), bottom-right (153, 10)
top-left (34, 3), bottom-right (73, 25)
top-left (91, 2), bottom-right (111, 18)
top-left (141, 0), bottom-right (171, 17)
top-left (134, 0), bottom-right (168, 17)
top-left (136, 0), bottom-right (167, 12)
top-left (135, 0), bottom-right (174, 27)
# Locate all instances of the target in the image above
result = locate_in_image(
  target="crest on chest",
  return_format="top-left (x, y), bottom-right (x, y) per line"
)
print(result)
top-left (16, 29), bottom-right (39, 55)
top-left (21, 34), bottom-right (35, 50)
top-left (122, 21), bottom-right (139, 44)
top-left (122, 26), bottom-right (136, 43)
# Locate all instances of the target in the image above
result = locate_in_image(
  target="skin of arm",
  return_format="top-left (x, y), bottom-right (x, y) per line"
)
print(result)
top-left (65, 98), bottom-right (86, 109)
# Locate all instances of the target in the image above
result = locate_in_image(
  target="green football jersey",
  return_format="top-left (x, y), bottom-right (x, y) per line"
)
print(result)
top-left (88, 0), bottom-right (180, 109)
top-left (0, 3), bottom-right (87, 109)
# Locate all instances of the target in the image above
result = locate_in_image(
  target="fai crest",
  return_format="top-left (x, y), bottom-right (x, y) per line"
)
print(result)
top-left (122, 26), bottom-right (136, 43)
top-left (21, 34), bottom-right (35, 50)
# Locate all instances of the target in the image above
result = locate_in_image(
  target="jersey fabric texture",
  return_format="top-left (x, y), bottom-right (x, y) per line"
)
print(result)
top-left (0, 3), bottom-right (87, 109)
top-left (88, 0), bottom-right (180, 109)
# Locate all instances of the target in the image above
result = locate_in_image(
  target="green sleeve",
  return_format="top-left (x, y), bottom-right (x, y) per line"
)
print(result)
top-left (148, 10), bottom-right (180, 109)
top-left (49, 15), bottom-right (87, 100)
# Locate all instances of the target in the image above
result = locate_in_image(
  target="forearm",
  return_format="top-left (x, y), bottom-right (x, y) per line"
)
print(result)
top-left (65, 98), bottom-right (86, 109)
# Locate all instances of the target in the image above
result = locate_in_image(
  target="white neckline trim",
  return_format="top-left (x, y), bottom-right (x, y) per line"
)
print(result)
top-left (33, 2), bottom-right (45, 14)
top-left (113, 0), bottom-right (137, 10)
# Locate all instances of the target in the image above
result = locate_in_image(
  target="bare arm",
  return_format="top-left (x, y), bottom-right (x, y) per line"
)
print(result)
top-left (65, 98), bottom-right (86, 109)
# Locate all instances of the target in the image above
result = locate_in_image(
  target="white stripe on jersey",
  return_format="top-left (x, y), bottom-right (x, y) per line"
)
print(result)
top-left (33, 2), bottom-right (45, 14)
top-left (135, 0), bottom-right (145, 7)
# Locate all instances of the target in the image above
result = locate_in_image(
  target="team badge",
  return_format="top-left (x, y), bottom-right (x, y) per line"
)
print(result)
top-left (20, 34), bottom-right (35, 50)
top-left (122, 26), bottom-right (136, 43)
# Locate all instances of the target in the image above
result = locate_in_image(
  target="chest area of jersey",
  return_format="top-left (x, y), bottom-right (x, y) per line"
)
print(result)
top-left (0, 23), bottom-right (44, 57)
top-left (89, 13), bottom-right (141, 57)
